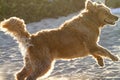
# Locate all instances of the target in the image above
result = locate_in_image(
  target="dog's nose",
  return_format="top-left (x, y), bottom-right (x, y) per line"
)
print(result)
top-left (114, 16), bottom-right (119, 21)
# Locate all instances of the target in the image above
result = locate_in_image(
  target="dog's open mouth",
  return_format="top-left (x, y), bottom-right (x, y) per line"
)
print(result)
top-left (104, 19), bottom-right (115, 25)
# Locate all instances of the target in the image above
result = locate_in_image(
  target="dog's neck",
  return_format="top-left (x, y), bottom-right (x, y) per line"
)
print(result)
top-left (80, 10), bottom-right (103, 28)
top-left (78, 10), bottom-right (101, 36)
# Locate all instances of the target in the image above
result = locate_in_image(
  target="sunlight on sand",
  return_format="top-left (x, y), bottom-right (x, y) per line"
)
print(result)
top-left (42, 73), bottom-right (94, 80)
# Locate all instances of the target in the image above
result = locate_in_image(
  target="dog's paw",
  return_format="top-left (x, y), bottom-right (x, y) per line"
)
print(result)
top-left (98, 61), bottom-right (104, 67)
top-left (97, 58), bottom-right (104, 67)
top-left (111, 55), bottom-right (119, 61)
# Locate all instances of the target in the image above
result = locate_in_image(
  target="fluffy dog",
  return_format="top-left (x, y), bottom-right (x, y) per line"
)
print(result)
top-left (0, 0), bottom-right (119, 80)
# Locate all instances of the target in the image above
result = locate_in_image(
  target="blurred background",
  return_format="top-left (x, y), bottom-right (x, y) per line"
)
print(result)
top-left (0, 0), bottom-right (85, 23)
top-left (0, 0), bottom-right (119, 23)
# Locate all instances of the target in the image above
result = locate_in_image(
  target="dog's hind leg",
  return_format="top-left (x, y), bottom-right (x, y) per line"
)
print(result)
top-left (90, 45), bottom-right (119, 62)
top-left (26, 58), bottom-right (53, 80)
top-left (15, 57), bottom-right (32, 80)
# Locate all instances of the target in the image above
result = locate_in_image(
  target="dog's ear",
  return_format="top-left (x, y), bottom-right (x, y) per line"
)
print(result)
top-left (85, 0), bottom-right (94, 11)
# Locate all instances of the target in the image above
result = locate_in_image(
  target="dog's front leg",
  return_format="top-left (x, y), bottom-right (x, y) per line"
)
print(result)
top-left (90, 45), bottom-right (119, 61)
top-left (92, 54), bottom-right (104, 67)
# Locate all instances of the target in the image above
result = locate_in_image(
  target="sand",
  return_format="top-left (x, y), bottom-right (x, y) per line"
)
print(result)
top-left (0, 8), bottom-right (120, 80)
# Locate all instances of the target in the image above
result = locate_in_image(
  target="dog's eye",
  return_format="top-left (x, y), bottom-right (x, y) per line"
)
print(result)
top-left (104, 10), bottom-right (110, 15)
top-left (104, 12), bottom-right (108, 15)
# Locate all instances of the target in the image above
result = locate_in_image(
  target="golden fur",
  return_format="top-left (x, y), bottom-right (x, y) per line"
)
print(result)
top-left (0, 0), bottom-right (119, 80)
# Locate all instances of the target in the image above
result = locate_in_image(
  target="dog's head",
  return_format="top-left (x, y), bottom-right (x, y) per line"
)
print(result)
top-left (85, 0), bottom-right (119, 26)
top-left (0, 17), bottom-right (27, 36)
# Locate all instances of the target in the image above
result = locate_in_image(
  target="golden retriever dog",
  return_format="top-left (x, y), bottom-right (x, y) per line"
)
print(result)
top-left (0, 0), bottom-right (119, 80)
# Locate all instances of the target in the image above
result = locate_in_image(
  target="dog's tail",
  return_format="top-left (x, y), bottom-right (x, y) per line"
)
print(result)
top-left (0, 17), bottom-right (30, 41)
